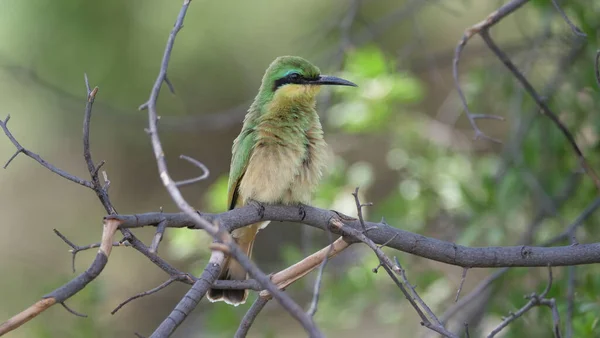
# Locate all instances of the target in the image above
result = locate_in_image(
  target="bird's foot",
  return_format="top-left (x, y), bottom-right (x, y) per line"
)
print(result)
top-left (248, 200), bottom-right (265, 219)
top-left (298, 204), bottom-right (307, 221)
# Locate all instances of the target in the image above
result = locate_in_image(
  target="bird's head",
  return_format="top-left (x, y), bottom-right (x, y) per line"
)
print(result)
top-left (258, 56), bottom-right (357, 103)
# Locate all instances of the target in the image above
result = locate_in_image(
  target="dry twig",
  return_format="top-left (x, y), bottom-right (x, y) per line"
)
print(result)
top-left (487, 266), bottom-right (561, 338)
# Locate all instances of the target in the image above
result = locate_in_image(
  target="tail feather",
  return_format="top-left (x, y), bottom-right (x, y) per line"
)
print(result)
top-left (207, 222), bottom-right (268, 305)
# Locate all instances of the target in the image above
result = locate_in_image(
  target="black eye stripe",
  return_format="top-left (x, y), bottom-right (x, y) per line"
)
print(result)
top-left (273, 73), bottom-right (319, 91)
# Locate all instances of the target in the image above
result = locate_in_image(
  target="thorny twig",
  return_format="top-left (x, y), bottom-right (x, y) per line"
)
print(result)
top-left (0, 73), bottom-right (204, 336)
top-left (0, 115), bottom-right (92, 187)
top-left (53, 229), bottom-right (130, 273)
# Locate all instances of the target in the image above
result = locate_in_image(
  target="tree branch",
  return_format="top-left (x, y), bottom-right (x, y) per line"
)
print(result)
top-left (234, 296), bottom-right (270, 338)
top-left (0, 219), bottom-right (121, 336)
top-left (0, 115), bottom-right (92, 187)
top-left (478, 28), bottom-right (600, 191)
top-left (487, 266), bottom-right (561, 338)
top-left (110, 204), bottom-right (600, 268)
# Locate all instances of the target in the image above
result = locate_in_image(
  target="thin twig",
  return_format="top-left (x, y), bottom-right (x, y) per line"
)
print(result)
top-left (334, 191), bottom-right (455, 337)
top-left (455, 267), bottom-right (469, 302)
top-left (487, 266), bottom-right (561, 338)
top-left (595, 50), bottom-right (600, 90)
top-left (111, 277), bottom-right (180, 315)
top-left (259, 237), bottom-right (351, 298)
top-left (565, 265), bottom-right (575, 338)
top-left (307, 229), bottom-right (334, 317)
top-left (479, 28), bottom-right (600, 191)
top-left (452, 0), bottom-right (526, 142)
top-left (174, 155), bottom-right (210, 187)
top-left (380, 259), bottom-right (457, 338)
top-left (550, 0), bottom-right (586, 37)
top-left (234, 296), bottom-right (270, 338)
top-left (149, 219), bottom-right (167, 254)
top-left (0, 115), bottom-right (92, 187)
top-left (352, 187), bottom-right (372, 231)
top-left (53, 229), bottom-right (129, 273)
top-left (0, 72), bottom-right (198, 336)
top-left (60, 302), bottom-right (87, 318)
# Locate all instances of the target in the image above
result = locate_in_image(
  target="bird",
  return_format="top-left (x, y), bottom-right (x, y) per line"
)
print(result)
top-left (207, 56), bottom-right (357, 305)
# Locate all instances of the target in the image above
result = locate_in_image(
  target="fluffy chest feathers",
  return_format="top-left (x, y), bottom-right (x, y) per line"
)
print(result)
top-left (237, 101), bottom-right (328, 205)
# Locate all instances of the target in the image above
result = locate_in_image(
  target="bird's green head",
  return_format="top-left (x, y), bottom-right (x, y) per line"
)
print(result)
top-left (257, 56), bottom-right (357, 103)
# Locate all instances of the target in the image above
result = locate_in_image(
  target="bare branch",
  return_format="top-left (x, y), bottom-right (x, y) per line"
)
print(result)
top-left (455, 267), bottom-right (469, 302)
top-left (113, 204), bottom-right (600, 268)
top-left (53, 228), bottom-right (129, 273)
top-left (0, 219), bottom-right (120, 336)
top-left (565, 265), bottom-right (576, 338)
top-left (592, 49), bottom-right (600, 89)
top-left (451, 0), bottom-right (527, 142)
top-left (174, 155), bottom-right (210, 187)
top-left (487, 266), bottom-right (561, 338)
top-left (149, 219), bottom-right (167, 254)
top-left (352, 187), bottom-right (372, 231)
top-left (150, 253), bottom-right (224, 338)
top-left (0, 115), bottom-right (92, 187)
top-left (164, 74), bottom-right (175, 94)
top-left (0, 74), bottom-right (195, 335)
top-left (260, 237), bottom-right (351, 297)
top-left (111, 276), bottom-right (183, 315)
top-left (60, 302), bottom-right (87, 318)
top-left (234, 296), bottom-right (270, 338)
top-left (550, 0), bottom-right (586, 37)
top-left (307, 229), bottom-right (333, 317)
top-left (478, 28), bottom-right (600, 192)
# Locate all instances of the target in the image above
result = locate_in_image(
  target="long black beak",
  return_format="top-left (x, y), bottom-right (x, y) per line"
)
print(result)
top-left (311, 75), bottom-right (358, 87)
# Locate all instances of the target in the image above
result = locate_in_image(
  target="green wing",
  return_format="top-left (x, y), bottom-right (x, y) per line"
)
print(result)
top-left (227, 127), bottom-right (256, 210)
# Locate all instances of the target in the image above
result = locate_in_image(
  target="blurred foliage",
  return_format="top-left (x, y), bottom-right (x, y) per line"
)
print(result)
top-left (2, 0), bottom-right (600, 337)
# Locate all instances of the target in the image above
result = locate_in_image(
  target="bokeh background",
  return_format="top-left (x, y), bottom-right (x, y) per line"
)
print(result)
top-left (1, 0), bottom-right (600, 337)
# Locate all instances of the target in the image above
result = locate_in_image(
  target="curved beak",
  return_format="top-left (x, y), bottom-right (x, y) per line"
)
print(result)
top-left (311, 75), bottom-right (357, 87)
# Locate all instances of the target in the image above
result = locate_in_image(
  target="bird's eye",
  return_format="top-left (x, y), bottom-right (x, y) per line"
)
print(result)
top-left (288, 73), bottom-right (301, 81)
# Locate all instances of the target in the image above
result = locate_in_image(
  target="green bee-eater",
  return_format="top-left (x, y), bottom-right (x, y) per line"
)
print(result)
top-left (207, 56), bottom-right (357, 305)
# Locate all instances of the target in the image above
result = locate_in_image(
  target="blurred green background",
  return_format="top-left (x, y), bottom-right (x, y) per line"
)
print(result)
top-left (1, 0), bottom-right (600, 337)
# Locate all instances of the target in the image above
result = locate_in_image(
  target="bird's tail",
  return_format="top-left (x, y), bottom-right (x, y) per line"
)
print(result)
top-left (207, 221), bottom-right (269, 306)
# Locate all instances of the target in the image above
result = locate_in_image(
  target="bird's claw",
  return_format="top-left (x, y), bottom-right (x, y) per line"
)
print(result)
top-left (249, 200), bottom-right (265, 219)
top-left (298, 204), bottom-right (307, 221)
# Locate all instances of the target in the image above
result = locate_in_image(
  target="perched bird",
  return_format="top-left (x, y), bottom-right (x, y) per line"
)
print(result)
top-left (207, 56), bottom-right (357, 305)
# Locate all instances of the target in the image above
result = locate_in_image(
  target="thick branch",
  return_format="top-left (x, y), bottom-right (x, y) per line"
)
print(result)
top-left (110, 204), bottom-right (600, 268)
